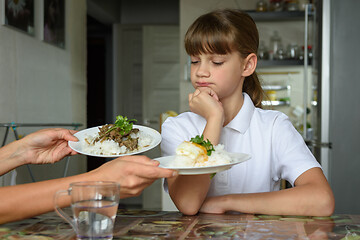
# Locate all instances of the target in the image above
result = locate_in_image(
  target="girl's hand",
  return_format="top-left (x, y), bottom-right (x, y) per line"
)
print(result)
top-left (199, 195), bottom-right (227, 214)
top-left (188, 87), bottom-right (224, 124)
top-left (189, 87), bottom-right (224, 145)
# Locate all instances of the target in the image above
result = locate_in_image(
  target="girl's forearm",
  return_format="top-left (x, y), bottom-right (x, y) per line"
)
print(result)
top-left (168, 175), bottom-right (211, 215)
top-left (209, 184), bottom-right (334, 216)
top-left (203, 116), bottom-right (223, 145)
top-left (168, 114), bottom-right (222, 215)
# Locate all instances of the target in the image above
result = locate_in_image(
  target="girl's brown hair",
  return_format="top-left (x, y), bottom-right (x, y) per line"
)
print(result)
top-left (185, 9), bottom-right (265, 108)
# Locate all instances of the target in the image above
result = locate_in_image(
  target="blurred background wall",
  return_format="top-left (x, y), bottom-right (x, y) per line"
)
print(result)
top-left (0, 0), bottom-right (87, 185)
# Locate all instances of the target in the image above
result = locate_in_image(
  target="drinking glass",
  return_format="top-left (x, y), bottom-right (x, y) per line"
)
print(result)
top-left (54, 181), bottom-right (120, 240)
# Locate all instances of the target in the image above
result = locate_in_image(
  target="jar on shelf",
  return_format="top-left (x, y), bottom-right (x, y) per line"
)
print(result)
top-left (266, 90), bottom-right (277, 101)
top-left (269, 0), bottom-right (284, 11)
top-left (307, 45), bottom-right (313, 60)
top-left (258, 41), bottom-right (269, 60)
top-left (298, 0), bottom-right (310, 11)
top-left (256, 0), bottom-right (268, 12)
top-left (284, 0), bottom-right (300, 11)
top-left (276, 43), bottom-right (286, 60)
top-left (269, 31), bottom-right (282, 60)
top-left (287, 43), bottom-right (299, 59)
top-left (299, 45), bottom-right (313, 61)
top-left (298, 46), bottom-right (304, 60)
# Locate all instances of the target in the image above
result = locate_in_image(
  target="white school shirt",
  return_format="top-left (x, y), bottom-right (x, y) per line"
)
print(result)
top-left (161, 93), bottom-right (321, 197)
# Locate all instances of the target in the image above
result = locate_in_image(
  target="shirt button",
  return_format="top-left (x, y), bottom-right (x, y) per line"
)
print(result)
top-left (217, 171), bottom-right (228, 184)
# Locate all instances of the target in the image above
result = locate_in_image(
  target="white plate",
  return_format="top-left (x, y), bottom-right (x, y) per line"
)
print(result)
top-left (68, 125), bottom-right (161, 158)
top-left (155, 153), bottom-right (251, 175)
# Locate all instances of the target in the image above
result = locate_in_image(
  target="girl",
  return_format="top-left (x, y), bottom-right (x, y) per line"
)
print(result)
top-left (161, 9), bottom-right (334, 216)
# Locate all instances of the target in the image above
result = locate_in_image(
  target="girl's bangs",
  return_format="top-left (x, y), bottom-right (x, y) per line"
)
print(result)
top-left (185, 30), bottom-right (234, 56)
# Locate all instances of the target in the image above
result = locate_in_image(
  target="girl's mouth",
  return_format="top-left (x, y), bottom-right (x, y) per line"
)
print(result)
top-left (196, 82), bottom-right (211, 87)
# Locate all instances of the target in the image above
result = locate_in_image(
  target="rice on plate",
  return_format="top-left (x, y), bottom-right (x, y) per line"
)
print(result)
top-left (168, 135), bottom-right (237, 168)
top-left (69, 115), bottom-right (161, 157)
top-left (171, 143), bottom-right (233, 168)
top-left (82, 129), bottom-right (153, 156)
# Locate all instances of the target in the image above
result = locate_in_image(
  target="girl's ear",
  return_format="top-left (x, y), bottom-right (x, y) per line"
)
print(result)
top-left (242, 53), bottom-right (257, 77)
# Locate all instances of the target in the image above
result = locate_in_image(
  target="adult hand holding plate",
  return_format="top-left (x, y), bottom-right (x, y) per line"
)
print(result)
top-left (68, 116), bottom-right (161, 158)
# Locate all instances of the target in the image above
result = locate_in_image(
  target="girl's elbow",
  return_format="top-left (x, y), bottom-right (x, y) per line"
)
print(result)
top-left (176, 202), bottom-right (200, 216)
top-left (317, 190), bottom-right (335, 216)
top-left (323, 195), bottom-right (335, 216)
top-left (181, 208), bottom-right (199, 216)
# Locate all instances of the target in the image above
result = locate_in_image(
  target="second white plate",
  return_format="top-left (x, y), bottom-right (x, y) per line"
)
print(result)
top-left (155, 153), bottom-right (251, 175)
top-left (68, 125), bottom-right (161, 158)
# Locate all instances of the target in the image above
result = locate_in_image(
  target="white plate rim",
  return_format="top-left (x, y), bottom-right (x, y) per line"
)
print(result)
top-left (68, 125), bottom-right (161, 158)
top-left (155, 153), bottom-right (251, 175)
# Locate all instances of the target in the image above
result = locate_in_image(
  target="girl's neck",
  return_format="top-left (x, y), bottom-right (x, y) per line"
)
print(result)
top-left (221, 91), bottom-right (244, 126)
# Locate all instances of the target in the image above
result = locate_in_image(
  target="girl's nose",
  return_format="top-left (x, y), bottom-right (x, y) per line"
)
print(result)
top-left (195, 63), bottom-right (210, 78)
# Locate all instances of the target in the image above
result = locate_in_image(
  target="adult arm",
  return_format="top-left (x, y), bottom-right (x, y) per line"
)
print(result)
top-left (0, 128), bottom-right (78, 176)
top-left (0, 155), bottom-right (177, 224)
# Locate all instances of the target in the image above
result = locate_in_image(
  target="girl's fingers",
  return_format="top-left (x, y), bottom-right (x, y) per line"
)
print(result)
top-left (193, 89), bottom-right (201, 96)
top-left (189, 88), bottom-right (201, 102)
top-left (209, 89), bottom-right (219, 101)
top-left (199, 87), bottom-right (219, 101)
top-left (188, 93), bottom-right (194, 102)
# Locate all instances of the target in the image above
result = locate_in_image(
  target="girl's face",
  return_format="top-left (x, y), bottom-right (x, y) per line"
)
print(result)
top-left (190, 51), bottom-right (245, 100)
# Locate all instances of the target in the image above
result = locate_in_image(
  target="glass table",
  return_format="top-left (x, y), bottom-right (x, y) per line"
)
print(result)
top-left (0, 209), bottom-right (359, 239)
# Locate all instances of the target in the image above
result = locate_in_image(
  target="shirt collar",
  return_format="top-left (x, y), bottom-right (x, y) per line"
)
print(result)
top-left (225, 93), bottom-right (255, 134)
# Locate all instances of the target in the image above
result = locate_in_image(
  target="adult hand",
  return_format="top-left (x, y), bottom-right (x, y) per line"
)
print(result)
top-left (90, 155), bottom-right (178, 199)
top-left (188, 87), bottom-right (224, 124)
top-left (18, 128), bottom-right (79, 165)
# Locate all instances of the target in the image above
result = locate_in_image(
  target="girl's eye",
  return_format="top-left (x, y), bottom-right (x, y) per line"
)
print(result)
top-left (213, 61), bottom-right (224, 65)
top-left (191, 61), bottom-right (199, 64)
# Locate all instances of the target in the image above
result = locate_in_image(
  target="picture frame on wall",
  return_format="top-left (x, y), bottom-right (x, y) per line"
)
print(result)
top-left (43, 0), bottom-right (65, 48)
top-left (4, 0), bottom-right (34, 35)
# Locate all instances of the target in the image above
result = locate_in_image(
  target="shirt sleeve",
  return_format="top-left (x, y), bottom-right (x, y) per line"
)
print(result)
top-left (160, 113), bottom-right (204, 157)
top-left (161, 117), bottom-right (184, 156)
top-left (160, 115), bottom-right (188, 194)
top-left (272, 113), bottom-right (321, 186)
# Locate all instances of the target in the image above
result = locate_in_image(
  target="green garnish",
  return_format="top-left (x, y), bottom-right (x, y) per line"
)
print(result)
top-left (106, 115), bottom-right (137, 136)
top-left (190, 135), bottom-right (215, 156)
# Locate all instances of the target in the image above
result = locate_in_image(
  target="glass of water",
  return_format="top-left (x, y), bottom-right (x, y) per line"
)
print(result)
top-left (55, 181), bottom-right (120, 240)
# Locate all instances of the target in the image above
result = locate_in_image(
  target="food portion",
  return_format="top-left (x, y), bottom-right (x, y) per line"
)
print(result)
top-left (170, 135), bottom-right (233, 167)
top-left (82, 115), bottom-right (153, 156)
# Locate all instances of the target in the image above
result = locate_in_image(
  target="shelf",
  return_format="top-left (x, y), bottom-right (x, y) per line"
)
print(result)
top-left (257, 59), bottom-right (311, 68)
top-left (262, 100), bottom-right (290, 106)
top-left (245, 10), bottom-right (314, 22)
top-left (262, 85), bottom-right (290, 91)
